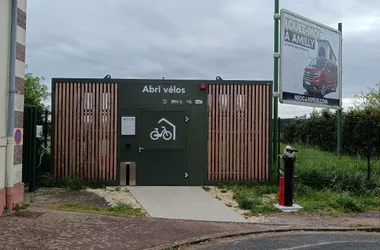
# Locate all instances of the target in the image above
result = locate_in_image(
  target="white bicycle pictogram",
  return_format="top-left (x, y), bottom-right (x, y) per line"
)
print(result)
top-left (150, 126), bottom-right (173, 140)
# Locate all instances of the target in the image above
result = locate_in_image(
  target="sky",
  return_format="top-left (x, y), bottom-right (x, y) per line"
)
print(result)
top-left (25, 0), bottom-right (380, 118)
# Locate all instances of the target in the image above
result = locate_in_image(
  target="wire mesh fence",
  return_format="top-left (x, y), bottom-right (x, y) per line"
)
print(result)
top-left (277, 116), bottom-right (380, 192)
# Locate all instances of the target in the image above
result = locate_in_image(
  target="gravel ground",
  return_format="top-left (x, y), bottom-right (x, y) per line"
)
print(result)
top-left (206, 186), bottom-right (270, 223)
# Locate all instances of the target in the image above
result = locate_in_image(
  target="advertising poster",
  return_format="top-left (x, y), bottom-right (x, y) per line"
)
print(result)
top-left (279, 9), bottom-right (342, 108)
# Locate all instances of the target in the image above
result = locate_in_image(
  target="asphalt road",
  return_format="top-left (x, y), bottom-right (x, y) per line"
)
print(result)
top-left (188, 231), bottom-right (380, 250)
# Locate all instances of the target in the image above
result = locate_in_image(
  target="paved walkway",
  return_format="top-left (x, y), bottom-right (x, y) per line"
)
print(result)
top-left (128, 186), bottom-right (247, 223)
top-left (0, 209), bottom-right (267, 250)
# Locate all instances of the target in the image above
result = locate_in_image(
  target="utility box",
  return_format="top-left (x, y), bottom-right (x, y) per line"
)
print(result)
top-left (36, 125), bottom-right (43, 138)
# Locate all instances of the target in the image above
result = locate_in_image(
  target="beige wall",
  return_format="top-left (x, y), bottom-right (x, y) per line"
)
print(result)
top-left (0, 0), bottom-right (11, 189)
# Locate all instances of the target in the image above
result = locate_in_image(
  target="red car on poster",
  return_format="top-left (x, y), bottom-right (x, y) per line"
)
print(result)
top-left (303, 56), bottom-right (338, 97)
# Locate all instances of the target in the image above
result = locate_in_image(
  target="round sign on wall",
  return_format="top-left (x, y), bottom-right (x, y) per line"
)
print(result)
top-left (14, 129), bottom-right (22, 145)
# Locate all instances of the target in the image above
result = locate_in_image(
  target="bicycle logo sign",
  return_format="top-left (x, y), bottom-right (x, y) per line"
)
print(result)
top-left (150, 118), bottom-right (176, 141)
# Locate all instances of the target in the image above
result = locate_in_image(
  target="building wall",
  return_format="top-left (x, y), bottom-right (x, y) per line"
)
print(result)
top-left (0, 0), bottom-right (27, 215)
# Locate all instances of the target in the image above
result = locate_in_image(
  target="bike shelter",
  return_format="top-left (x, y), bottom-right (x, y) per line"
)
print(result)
top-left (51, 78), bottom-right (272, 186)
top-left (118, 79), bottom-right (208, 186)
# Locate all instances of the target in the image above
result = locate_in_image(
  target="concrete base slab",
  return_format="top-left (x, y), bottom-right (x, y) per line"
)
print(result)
top-left (274, 203), bottom-right (303, 213)
top-left (127, 186), bottom-right (247, 223)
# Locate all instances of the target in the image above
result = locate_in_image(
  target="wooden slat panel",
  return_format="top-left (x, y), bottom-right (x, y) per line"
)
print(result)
top-left (207, 87), bottom-right (212, 180)
top-left (91, 83), bottom-right (95, 180)
top-left (105, 84), bottom-right (109, 180)
top-left (222, 85), bottom-right (226, 180)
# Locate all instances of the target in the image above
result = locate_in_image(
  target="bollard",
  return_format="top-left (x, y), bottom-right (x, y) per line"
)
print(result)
top-left (282, 145), bottom-right (297, 207)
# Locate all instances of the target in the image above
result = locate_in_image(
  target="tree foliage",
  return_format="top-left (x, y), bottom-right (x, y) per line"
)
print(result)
top-left (24, 72), bottom-right (50, 112)
top-left (354, 81), bottom-right (380, 112)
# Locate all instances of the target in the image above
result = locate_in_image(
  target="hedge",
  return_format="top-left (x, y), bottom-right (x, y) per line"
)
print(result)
top-left (281, 109), bottom-right (380, 157)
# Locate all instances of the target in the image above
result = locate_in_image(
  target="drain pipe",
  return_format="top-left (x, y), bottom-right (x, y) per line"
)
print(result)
top-left (6, 0), bottom-right (18, 191)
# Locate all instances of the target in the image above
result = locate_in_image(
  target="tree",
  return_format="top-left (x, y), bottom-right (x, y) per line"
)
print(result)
top-left (354, 81), bottom-right (380, 112)
top-left (24, 72), bottom-right (50, 112)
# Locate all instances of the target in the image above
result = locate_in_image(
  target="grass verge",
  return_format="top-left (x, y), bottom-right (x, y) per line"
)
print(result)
top-left (217, 183), bottom-right (380, 216)
top-left (58, 203), bottom-right (146, 217)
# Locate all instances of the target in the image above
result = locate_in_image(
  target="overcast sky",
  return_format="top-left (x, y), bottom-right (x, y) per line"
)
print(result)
top-left (26, 0), bottom-right (380, 117)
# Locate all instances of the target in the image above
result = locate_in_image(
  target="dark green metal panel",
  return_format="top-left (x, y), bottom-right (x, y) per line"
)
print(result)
top-left (118, 79), bottom-right (207, 186)
top-left (136, 109), bottom-right (187, 185)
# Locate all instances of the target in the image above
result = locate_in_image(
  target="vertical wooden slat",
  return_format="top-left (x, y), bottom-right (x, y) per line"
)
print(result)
top-left (255, 85), bottom-right (259, 180)
top-left (107, 84), bottom-right (111, 180)
top-left (265, 85), bottom-right (269, 180)
top-left (207, 88), bottom-right (212, 180)
top-left (79, 83), bottom-right (84, 179)
top-left (211, 85), bottom-right (215, 180)
top-left (113, 84), bottom-right (118, 181)
top-left (237, 85), bottom-right (241, 181)
top-left (84, 83), bottom-right (89, 180)
top-left (99, 83), bottom-right (103, 181)
top-left (215, 85), bottom-right (220, 180)
top-left (222, 85), bottom-right (226, 180)
top-left (226, 85), bottom-right (230, 180)
top-left (249, 85), bottom-right (252, 180)
top-left (71, 83), bottom-right (76, 178)
top-left (105, 84), bottom-right (109, 180)
top-left (233, 85), bottom-right (237, 181)
top-left (91, 84), bottom-right (95, 180)
top-left (219, 84), bottom-right (225, 180)
top-left (108, 84), bottom-right (113, 181)
top-left (93, 83), bottom-right (98, 180)
top-left (242, 85), bottom-right (247, 180)
top-left (258, 85), bottom-right (263, 180)
top-left (101, 84), bottom-right (105, 180)
top-left (244, 85), bottom-right (248, 181)
top-left (63, 84), bottom-right (69, 178)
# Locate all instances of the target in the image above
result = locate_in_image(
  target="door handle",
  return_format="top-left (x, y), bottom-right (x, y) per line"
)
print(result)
top-left (138, 147), bottom-right (144, 153)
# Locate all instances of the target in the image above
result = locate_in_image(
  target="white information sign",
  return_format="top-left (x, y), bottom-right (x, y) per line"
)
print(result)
top-left (121, 116), bottom-right (136, 135)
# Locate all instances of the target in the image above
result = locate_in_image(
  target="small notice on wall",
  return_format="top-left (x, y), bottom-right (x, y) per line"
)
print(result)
top-left (121, 116), bottom-right (136, 135)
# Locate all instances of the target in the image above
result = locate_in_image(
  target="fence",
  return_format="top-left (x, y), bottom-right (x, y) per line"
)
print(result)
top-left (52, 81), bottom-right (118, 181)
top-left (278, 116), bottom-right (380, 190)
top-left (207, 83), bottom-right (271, 181)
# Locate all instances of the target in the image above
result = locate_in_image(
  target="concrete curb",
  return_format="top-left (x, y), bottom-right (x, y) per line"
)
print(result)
top-left (150, 226), bottom-right (380, 250)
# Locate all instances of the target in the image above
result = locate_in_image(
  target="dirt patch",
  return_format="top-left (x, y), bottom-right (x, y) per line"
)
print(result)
top-left (86, 186), bottom-right (144, 211)
top-left (26, 188), bottom-right (110, 209)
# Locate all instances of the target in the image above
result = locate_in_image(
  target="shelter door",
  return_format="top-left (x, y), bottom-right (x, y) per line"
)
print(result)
top-left (137, 108), bottom-right (188, 185)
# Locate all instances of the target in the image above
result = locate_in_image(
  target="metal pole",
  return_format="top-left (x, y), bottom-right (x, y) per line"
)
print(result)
top-left (273, 0), bottom-right (280, 163)
top-left (337, 22), bottom-right (343, 158)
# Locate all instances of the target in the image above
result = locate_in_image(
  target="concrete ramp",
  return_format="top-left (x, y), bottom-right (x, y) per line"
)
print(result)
top-left (127, 186), bottom-right (247, 223)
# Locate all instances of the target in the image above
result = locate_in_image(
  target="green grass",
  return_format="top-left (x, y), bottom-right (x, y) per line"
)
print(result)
top-left (58, 203), bottom-right (146, 217)
top-left (223, 183), bottom-right (380, 216)
top-left (279, 143), bottom-right (380, 195)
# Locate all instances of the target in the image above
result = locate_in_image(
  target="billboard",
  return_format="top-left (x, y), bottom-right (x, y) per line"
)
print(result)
top-left (279, 9), bottom-right (342, 108)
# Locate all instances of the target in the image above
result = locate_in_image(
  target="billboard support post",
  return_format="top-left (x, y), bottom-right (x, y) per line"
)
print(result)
top-left (337, 22), bottom-right (342, 158)
top-left (273, 0), bottom-right (280, 164)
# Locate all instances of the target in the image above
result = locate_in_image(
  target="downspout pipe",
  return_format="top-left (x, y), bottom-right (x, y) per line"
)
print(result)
top-left (6, 0), bottom-right (18, 188)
